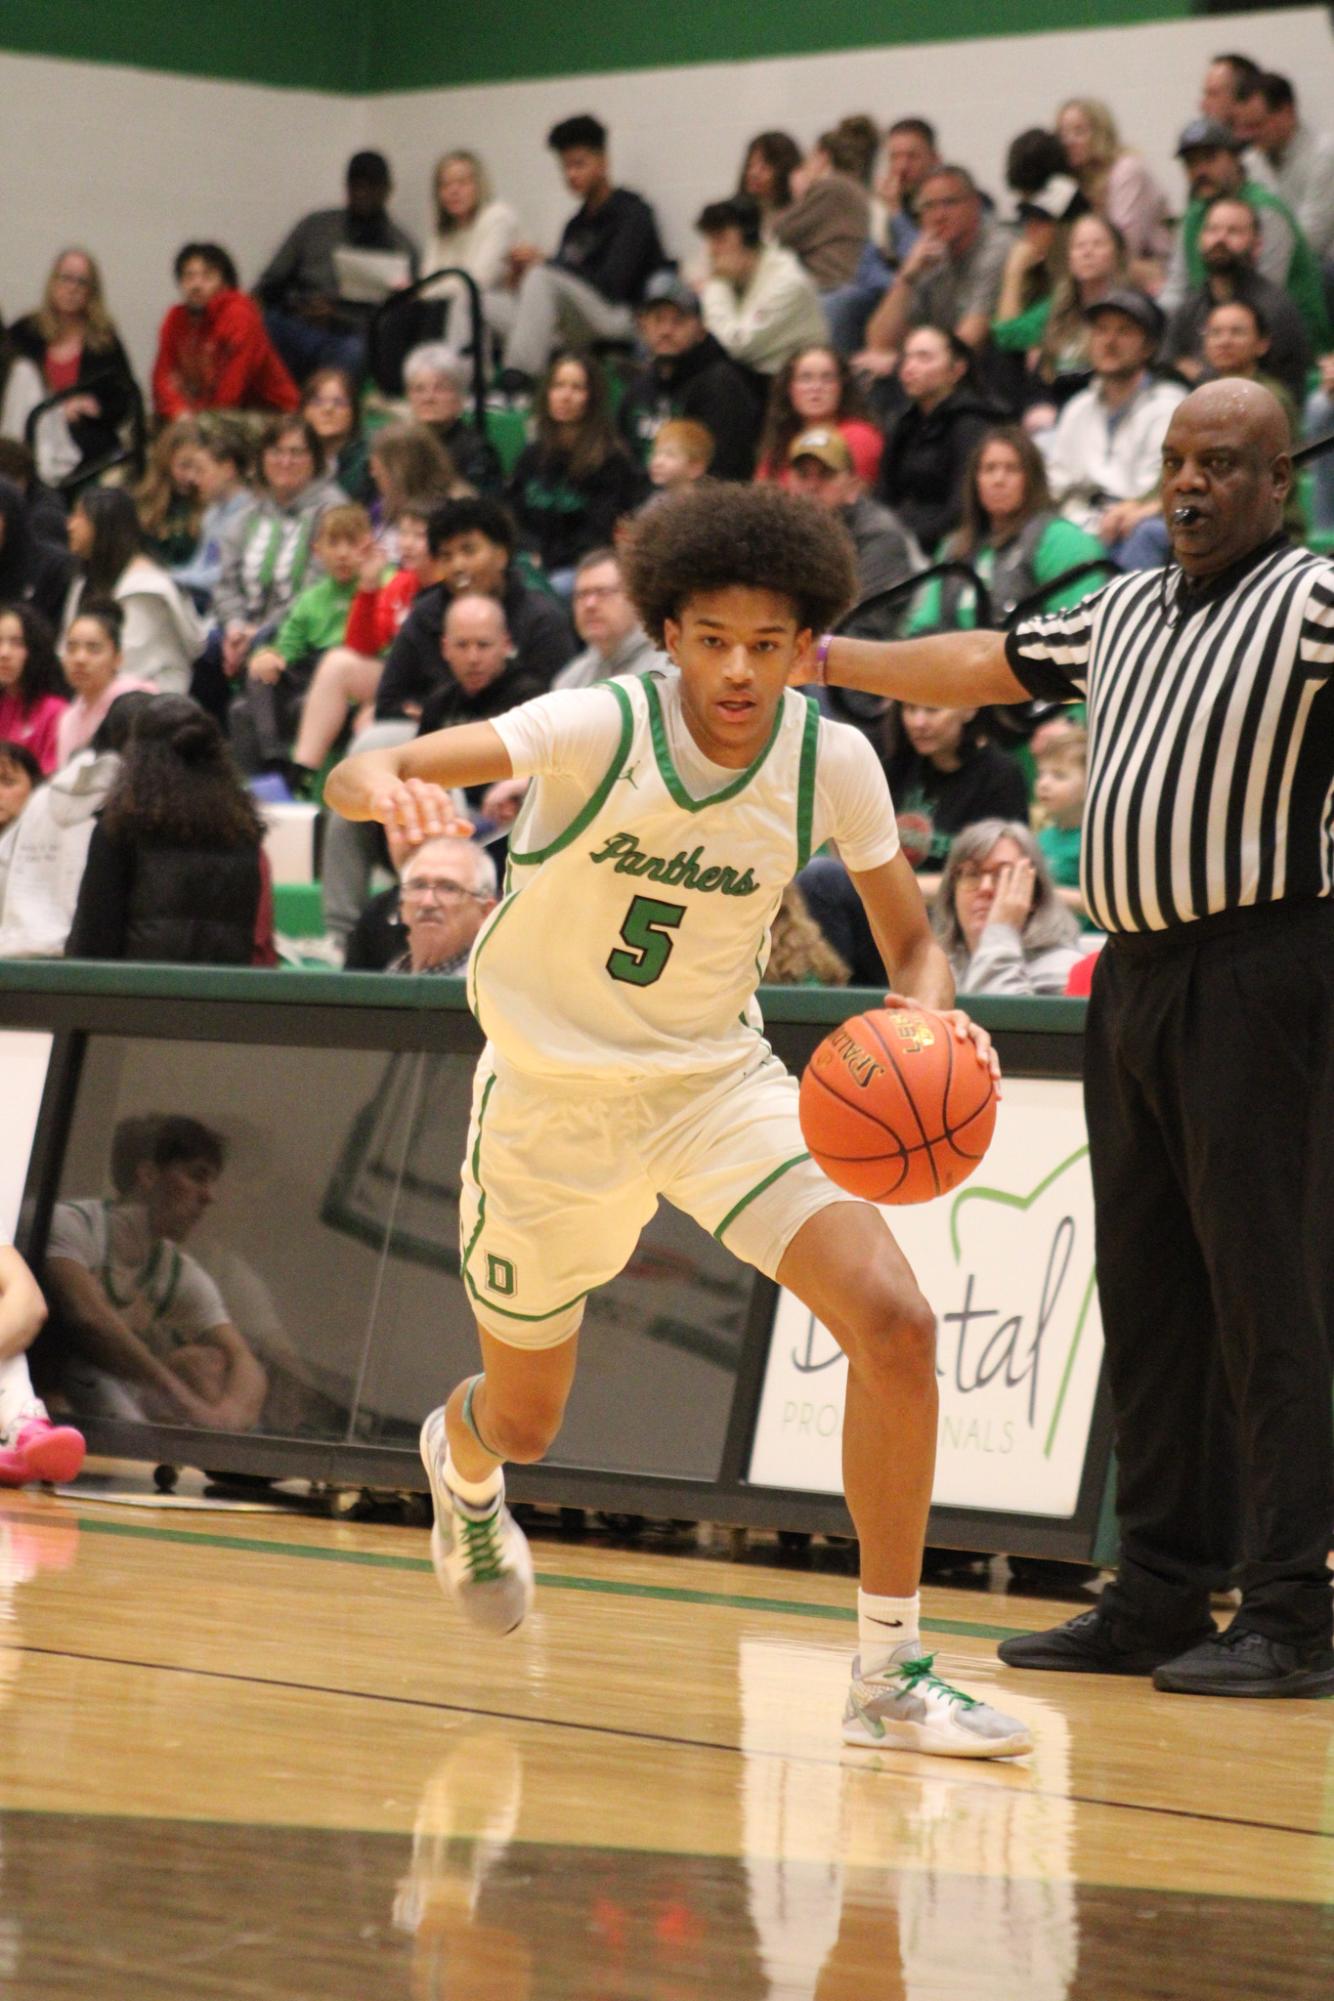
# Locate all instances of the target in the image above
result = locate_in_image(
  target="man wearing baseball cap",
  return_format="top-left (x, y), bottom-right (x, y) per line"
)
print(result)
top-left (617, 268), bottom-right (766, 480)
top-left (786, 428), bottom-right (918, 620)
top-left (1041, 288), bottom-right (1186, 566)
top-left (1160, 117), bottom-right (1328, 350)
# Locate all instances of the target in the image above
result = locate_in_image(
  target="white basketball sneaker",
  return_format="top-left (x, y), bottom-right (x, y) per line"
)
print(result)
top-left (419, 1407), bottom-right (534, 1636)
top-left (842, 1650), bottom-right (1033, 1759)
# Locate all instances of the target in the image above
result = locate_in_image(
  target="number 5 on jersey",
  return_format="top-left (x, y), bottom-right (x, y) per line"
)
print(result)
top-left (607, 895), bottom-right (686, 987)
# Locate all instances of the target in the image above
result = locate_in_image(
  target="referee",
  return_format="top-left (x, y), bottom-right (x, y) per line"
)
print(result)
top-left (811, 378), bottom-right (1334, 1698)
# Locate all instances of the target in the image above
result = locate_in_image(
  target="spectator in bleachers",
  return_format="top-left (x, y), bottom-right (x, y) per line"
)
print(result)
top-left (505, 351), bottom-right (645, 594)
top-left (908, 425), bottom-right (1105, 630)
top-left (552, 547), bottom-right (660, 689)
top-left (421, 150), bottom-right (521, 347)
top-left (646, 419), bottom-right (713, 492)
top-left (66, 694), bottom-right (275, 964)
top-left (0, 742), bottom-right (40, 833)
top-left (151, 242), bottom-right (298, 423)
top-left (1303, 355), bottom-right (1334, 539)
top-left (499, 115), bottom-right (664, 390)
top-left (134, 420), bottom-right (203, 568)
top-left (991, 172), bottom-right (1081, 404)
top-left (213, 414), bottom-right (338, 686)
top-left (695, 194), bottom-right (828, 378)
top-left (1242, 74), bottom-right (1334, 263)
top-left (1160, 118), bottom-right (1330, 352)
top-left (368, 421), bottom-right (461, 552)
top-left (288, 497), bottom-right (444, 780)
top-left (0, 606), bottom-right (67, 773)
top-left (302, 367), bottom-right (375, 505)
top-left (256, 150), bottom-right (419, 384)
top-left (877, 118), bottom-right (942, 270)
top-left (1005, 129), bottom-right (1083, 215)
top-left (933, 819), bottom-right (1081, 996)
top-left (1194, 299), bottom-right (1304, 544)
top-left (754, 344), bottom-right (884, 485)
top-left (63, 489), bottom-right (204, 694)
top-left (172, 420), bottom-right (254, 611)
top-left (860, 164), bottom-right (1010, 372)
top-left (1160, 195), bottom-right (1311, 404)
top-left (766, 882), bottom-right (850, 987)
top-left (786, 428), bottom-right (918, 613)
top-left (1199, 51), bottom-right (1264, 137)
top-left (0, 688), bottom-right (152, 957)
top-left (390, 835), bottom-right (497, 975)
top-left (737, 132), bottom-right (804, 237)
top-left (3, 250), bottom-right (135, 487)
top-left (0, 440), bottom-right (69, 551)
top-left (233, 502), bottom-right (372, 776)
top-left (54, 603), bottom-right (155, 766)
top-left (774, 130), bottom-right (872, 298)
top-left (1020, 213), bottom-right (1130, 432)
top-left (618, 271), bottom-right (764, 482)
top-left (1056, 99), bottom-right (1172, 277)
top-left (415, 593), bottom-right (548, 752)
top-left (0, 476), bottom-right (73, 630)
top-left (1041, 289), bottom-right (1185, 564)
top-left (877, 325), bottom-right (998, 553)
top-left (402, 343), bottom-right (502, 495)
top-left (1031, 716), bottom-right (1088, 923)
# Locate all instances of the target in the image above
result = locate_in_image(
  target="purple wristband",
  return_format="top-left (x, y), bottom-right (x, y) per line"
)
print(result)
top-left (815, 633), bottom-right (834, 684)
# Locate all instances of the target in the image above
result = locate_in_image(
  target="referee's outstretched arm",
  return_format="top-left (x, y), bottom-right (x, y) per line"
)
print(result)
top-left (802, 628), bottom-right (1029, 709)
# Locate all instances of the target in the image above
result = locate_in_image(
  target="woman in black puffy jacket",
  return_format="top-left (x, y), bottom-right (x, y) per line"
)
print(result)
top-left (65, 695), bottom-right (275, 964)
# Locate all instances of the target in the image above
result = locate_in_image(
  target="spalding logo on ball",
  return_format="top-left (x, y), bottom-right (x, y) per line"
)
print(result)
top-left (799, 1007), bottom-right (997, 1205)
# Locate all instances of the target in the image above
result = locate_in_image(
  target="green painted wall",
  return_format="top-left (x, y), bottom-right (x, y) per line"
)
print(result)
top-left (0, 0), bottom-right (1194, 94)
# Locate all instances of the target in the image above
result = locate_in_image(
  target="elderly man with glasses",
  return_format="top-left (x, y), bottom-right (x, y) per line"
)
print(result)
top-left (393, 835), bottom-right (498, 975)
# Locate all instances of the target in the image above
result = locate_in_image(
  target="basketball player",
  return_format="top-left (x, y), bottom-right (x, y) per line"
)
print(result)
top-left (326, 484), bottom-right (1031, 1759)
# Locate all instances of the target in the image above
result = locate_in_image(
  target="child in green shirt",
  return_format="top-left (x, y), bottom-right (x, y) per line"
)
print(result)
top-left (241, 503), bottom-right (371, 775)
top-left (1032, 718), bottom-right (1091, 928)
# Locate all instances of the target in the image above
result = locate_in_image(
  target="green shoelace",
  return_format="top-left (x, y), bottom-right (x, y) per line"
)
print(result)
top-left (457, 1509), bottom-right (505, 1583)
top-left (890, 1653), bottom-right (981, 1710)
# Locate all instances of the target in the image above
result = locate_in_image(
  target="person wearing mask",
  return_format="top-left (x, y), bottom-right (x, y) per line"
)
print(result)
top-left (4, 249), bottom-right (135, 484)
top-left (63, 488), bottom-right (205, 694)
top-left (499, 116), bottom-right (664, 390)
top-left (0, 604), bottom-right (69, 773)
top-left (390, 834), bottom-right (498, 974)
top-left (552, 547), bottom-right (662, 690)
top-left (695, 194), bottom-right (829, 379)
top-left (256, 151), bottom-right (420, 383)
top-left (151, 241), bottom-right (298, 422)
top-left (0, 477), bottom-right (72, 630)
top-left (505, 351), bottom-right (644, 593)
top-left (421, 151), bottom-right (521, 349)
top-left (1162, 195), bottom-right (1311, 406)
top-left (618, 272), bottom-right (765, 482)
top-left (402, 343), bottom-right (503, 495)
top-left (877, 325), bottom-right (999, 553)
top-left (932, 819), bottom-right (1082, 995)
top-left (65, 695), bottom-right (275, 965)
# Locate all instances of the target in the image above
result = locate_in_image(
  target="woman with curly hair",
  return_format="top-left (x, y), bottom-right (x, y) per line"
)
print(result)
top-left (505, 350), bottom-right (644, 593)
top-left (0, 603), bottom-right (69, 773)
top-left (324, 479), bottom-right (1030, 1767)
top-left (65, 693), bottom-right (275, 964)
top-left (755, 343), bottom-right (884, 485)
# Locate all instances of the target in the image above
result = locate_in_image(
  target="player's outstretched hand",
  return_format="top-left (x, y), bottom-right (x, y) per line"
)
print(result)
top-left (368, 776), bottom-right (473, 844)
top-left (882, 992), bottom-right (1002, 1095)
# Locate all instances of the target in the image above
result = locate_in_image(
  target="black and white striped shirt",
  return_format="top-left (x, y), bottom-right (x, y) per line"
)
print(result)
top-left (1006, 535), bottom-right (1334, 934)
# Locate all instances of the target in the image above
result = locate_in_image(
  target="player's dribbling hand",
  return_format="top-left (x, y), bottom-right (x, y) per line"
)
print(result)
top-left (369, 777), bottom-right (472, 843)
top-left (882, 991), bottom-right (1002, 1094)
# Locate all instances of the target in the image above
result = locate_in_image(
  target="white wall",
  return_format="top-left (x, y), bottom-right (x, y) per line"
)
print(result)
top-left (1, 6), bottom-right (1331, 389)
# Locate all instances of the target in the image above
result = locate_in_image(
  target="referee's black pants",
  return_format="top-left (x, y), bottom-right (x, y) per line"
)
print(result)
top-left (1085, 899), bottom-right (1334, 1648)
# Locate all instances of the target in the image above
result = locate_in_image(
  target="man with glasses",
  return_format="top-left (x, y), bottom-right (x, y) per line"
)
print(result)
top-left (393, 836), bottom-right (497, 975)
top-left (553, 548), bottom-right (661, 689)
top-left (859, 165), bottom-right (1009, 372)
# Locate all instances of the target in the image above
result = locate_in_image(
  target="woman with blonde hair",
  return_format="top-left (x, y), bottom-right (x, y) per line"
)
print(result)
top-left (421, 150), bottom-right (520, 346)
top-left (134, 419), bottom-right (205, 568)
top-left (1056, 99), bottom-right (1171, 278)
top-left (4, 249), bottom-right (135, 481)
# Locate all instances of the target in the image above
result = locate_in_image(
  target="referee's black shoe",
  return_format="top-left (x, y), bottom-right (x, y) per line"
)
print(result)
top-left (1152, 1626), bottom-right (1334, 1697)
top-left (998, 1606), bottom-right (1215, 1675)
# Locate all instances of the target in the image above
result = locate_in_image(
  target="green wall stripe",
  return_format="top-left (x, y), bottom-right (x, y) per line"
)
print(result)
top-left (57, 1511), bottom-right (1026, 1640)
top-left (0, 2), bottom-right (1193, 96)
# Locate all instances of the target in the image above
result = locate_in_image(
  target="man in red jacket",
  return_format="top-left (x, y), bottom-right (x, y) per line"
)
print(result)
top-left (152, 242), bottom-right (300, 421)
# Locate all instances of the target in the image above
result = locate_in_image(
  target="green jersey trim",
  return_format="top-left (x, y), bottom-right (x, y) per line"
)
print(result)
top-left (643, 674), bottom-right (786, 813)
top-left (509, 680), bottom-right (635, 866)
top-left (712, 1151), bottom-right (812, 1243)
top-left (459, 1067), bottom-right (590, 1324)
top-left (795, 696), bottom-right (820, 871)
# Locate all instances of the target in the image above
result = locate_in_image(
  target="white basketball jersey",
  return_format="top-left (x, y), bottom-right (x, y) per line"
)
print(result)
top-left (468, 674), bottom-right (821, 1085)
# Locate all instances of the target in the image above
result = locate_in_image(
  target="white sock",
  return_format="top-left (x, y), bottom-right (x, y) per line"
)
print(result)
top-left (0, 1353), bottom-right (44, 1448)
top-left (443, 1450), bottom-right (503, 1510)
top-left (858, 1589), bottom-right (922, 1673)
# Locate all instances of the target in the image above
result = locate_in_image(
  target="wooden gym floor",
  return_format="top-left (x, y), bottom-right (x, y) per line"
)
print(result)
top-left (0, 1479), bottom-right (1330, 1999)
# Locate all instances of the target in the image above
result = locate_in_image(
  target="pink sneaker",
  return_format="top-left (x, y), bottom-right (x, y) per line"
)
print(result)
top-left (14, 1417), bottom-right (86, 1485)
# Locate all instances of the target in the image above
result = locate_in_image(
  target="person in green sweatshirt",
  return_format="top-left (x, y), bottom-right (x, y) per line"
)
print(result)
top-left (234, 503), bottom-right (375, 774)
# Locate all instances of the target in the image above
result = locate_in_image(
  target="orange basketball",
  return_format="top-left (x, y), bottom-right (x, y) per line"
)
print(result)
top-left (799, 1007), bottom-right (997, 1205)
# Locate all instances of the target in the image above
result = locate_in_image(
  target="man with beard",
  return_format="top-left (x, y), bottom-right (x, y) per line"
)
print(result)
top-left (618, 272), bottom-right (765, 481)
top-left (1162, 195), bottom-right (1311, 402)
